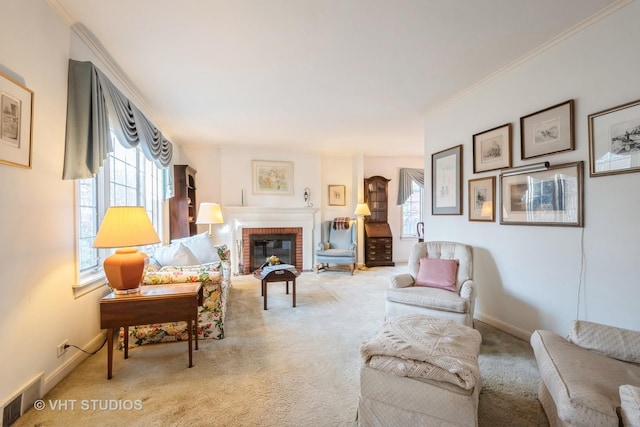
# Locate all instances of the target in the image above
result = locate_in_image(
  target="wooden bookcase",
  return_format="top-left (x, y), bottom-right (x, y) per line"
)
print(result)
top-left (169, 164), bottom-right (197, 240)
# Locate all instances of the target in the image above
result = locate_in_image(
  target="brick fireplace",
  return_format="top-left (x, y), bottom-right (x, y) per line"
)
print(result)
top-left (224, 206), bottom-right (317, 275)
top-left (242, 227), bottom-right (303, 272)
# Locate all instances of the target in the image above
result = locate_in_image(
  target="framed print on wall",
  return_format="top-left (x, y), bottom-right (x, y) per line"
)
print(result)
top-left (252, 160), bottom-right (294, 195)
top-left (0, 71), bottom-right (33, 169)
top-left (468, 176), bottom-right (495, 222)
top-left (588, 98), bottom-right (640, 177)
top-left (432, 144), bottom-right (462, 215)
top-left (473, 123), bottom-right (512, 173)
top-left (520, 99), bottom-right (574, 160)
top-left (328, 184), bottom-right (346, 206)
top-left (500, 161), bottom-right (583, 227)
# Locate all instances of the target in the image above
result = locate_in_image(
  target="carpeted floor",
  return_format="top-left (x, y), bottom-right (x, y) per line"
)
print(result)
top-left (14, 266), bottom-right (549, 426)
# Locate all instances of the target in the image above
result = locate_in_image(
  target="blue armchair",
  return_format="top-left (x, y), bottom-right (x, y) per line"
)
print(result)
top-left (315, 219), bottom-right (357, 274)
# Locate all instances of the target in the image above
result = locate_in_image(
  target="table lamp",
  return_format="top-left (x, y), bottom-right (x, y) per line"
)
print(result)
top-left (196, 202), bottom-right (225, 236)
top-left (93, 206), bottom-right (160, 294)
top-left (354, 203), bottom-right (371, 218)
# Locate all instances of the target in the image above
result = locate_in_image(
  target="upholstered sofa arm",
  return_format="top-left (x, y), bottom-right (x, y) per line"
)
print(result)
top-left (459, 279), bottom-right (474, 300)
top-left (349, 242), bottom-right (356, 252)
top-left (620, 384), bottom-right (640, 427)
top-left (390, 273), bottom-right (415, 288)
top-left (318, 242), bottom-right (330, 250)
top-left (569, 320), bottom-right (640, 364)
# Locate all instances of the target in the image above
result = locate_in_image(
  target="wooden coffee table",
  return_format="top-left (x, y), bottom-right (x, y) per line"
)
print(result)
top-left (253, 267), bottom-right (300, 310)
top-left (100, 283), bottom-right (203, 379)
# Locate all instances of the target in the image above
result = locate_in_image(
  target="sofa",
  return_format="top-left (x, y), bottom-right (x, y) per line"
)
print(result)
top-left (118, 232), bottom-right (231, 349)
top-left (530, 320), bottom-right (640, 426)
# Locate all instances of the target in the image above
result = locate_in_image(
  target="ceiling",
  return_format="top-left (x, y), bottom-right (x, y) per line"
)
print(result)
top-left (49, 0), bottom-right (619, 157)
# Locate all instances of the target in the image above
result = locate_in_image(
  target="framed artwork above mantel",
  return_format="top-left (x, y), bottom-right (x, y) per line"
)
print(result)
top-left (252, 160), bottom-right (294, 195)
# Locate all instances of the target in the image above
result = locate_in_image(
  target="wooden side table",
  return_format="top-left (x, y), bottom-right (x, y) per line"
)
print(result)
top-left (253, 268), bottom-right (300, 310)
top-left (100, 283), bottom-right (203, 379)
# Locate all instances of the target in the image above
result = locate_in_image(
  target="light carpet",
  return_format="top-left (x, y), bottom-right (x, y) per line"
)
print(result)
top-left (14, 266), bottom-right (549, 426)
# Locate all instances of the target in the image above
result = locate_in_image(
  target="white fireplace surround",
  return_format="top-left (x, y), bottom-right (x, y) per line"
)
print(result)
top-left (224, 206), bottom-right (317, 274)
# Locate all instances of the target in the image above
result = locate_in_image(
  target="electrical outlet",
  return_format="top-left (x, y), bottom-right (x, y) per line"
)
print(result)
top-left (56, 340), bottom-right (68, 358)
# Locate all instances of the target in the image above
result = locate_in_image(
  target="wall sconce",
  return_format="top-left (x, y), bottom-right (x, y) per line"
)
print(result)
top-left (500, 162), bottom-right (549, 177)
top-left (303, 187), bottom-right (313, 207)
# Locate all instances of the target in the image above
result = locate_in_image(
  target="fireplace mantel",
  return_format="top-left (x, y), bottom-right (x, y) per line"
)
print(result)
top-left (224, 206), bottom-right (318, 274)
top-left (225, 206), bottom-right (317, 222)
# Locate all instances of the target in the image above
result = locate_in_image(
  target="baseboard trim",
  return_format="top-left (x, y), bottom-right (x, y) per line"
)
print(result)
top-left (475, 312), bottom-right (532, 342)
top-left (42, 331), bottom-right (107, 396)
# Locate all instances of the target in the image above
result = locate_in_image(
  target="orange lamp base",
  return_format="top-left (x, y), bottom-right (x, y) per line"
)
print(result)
top-left (103, 248), bottom-right (147, 294)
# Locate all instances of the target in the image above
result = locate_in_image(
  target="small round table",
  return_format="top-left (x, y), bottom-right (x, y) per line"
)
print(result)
top-left (253, 267), bottom-right (300, 310)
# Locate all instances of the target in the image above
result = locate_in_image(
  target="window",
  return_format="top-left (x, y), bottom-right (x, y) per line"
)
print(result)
top-left (401, 180), bottom-right (423, 238)
top-left (75, 135), bottom-right (164, 295)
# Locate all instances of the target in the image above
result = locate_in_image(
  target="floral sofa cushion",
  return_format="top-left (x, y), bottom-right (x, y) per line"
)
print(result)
top-left (118, 260), bottom-right (231, 349)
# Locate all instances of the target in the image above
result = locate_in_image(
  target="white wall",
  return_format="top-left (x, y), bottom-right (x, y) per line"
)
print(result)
top-left (423, 1), bottom-right (640, 338)
top-left (0, 0), bottom-right (107, 406)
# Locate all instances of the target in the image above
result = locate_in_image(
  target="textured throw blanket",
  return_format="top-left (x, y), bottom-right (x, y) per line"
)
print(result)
top-left (333, 217), bottom-right (351, 230)
top-left (360, 314), bottom-right (482, 390)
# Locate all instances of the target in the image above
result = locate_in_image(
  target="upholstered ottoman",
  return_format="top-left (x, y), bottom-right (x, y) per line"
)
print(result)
top-left (358, 314), bottom-right (482, 427)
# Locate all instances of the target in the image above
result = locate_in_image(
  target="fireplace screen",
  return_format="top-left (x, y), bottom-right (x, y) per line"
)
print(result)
top-left (249, 234), bottom-right (296, 271)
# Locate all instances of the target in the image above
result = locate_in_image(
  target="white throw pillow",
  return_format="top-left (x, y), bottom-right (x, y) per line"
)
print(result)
top-left (153, 242), bottom-right (200, 266)
top-left (172, 232), bottom-right (220, 264)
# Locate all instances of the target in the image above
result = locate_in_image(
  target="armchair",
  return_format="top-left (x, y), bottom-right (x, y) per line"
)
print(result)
top-left (315, 219), bottom-right (357, 275)
top-left (385, 241), bottom-right (476, 327)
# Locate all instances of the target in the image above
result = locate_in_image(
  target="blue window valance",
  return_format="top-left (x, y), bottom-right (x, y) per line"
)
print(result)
top-left (397, 168), bottom-right (424, 205)
top-left (62, 59), bottom-right (173, 180)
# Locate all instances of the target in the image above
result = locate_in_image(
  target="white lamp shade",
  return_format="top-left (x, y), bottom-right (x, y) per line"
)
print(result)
top-left (354, 203), bottom-right (371, 216)
top-left (196, 202), bottom-right (224, 224)
top-left (93, 206), bottom-right (160, 248)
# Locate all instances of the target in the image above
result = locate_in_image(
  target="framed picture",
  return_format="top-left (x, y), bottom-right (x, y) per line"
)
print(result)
top-left (0, 71), bottom-right (33, 168)
top-left (468, 176), bottom-right (495, 222)
top-left (520, 100), bottom-right (574, 160)
top-left (473, 123), bottom-right (512, 173)
top-left (588, 98), bottom-right (640, 177)
top-left (328, 184), bottom-right (346, 206)
top-left (432, 144), bottom-right (462, 215)
top-left (252, 160), bottom-right (294, 195)
top-left (500, 161), bottom-right (583, 227)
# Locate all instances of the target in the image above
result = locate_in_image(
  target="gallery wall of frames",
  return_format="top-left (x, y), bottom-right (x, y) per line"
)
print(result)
top-left (431, 98), bottom-right (640, 227)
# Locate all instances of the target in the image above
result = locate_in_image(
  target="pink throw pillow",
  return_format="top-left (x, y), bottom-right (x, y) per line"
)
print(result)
top-left (415, 257), bottom-right (459, 292)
